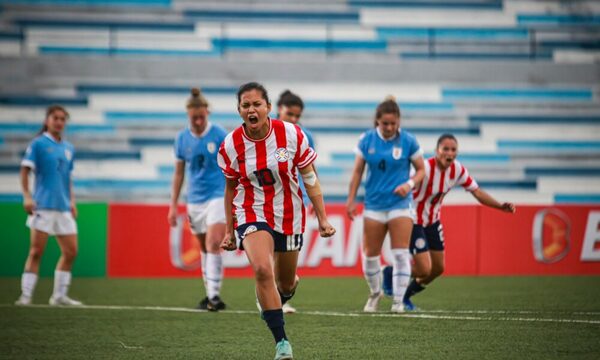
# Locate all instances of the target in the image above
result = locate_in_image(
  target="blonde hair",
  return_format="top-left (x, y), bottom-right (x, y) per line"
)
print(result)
top-left (186, 87), bottom-right (209, 109)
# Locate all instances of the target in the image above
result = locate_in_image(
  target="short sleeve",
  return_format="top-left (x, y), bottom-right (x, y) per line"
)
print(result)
top-left (409, 135), bottom-right (424, 161)
top-left (217, 141), bottom-right (240, 180)
top-left (457, 163), bottom-right (479, 192)
top-left (353, 132), bottom-right (368, 158)
top-left (296, 128), bottom-right (317, 169)
top-left (174, 134), bottom-right (185, 161)
top-left (21, 141), bottom-right (37, 169)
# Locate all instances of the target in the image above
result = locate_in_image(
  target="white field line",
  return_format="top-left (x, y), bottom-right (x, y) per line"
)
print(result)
top-left (3, 304), bottom-right (600, 325)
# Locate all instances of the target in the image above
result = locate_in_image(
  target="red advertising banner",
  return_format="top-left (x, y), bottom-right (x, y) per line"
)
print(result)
top-left (107, 203), bottom-right (600, 278)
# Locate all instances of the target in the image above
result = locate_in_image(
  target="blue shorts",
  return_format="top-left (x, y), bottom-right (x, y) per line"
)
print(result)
top-left (236, 222), bottom-right (303, 253)
top-left (409, 221), bottom-right (445, 255)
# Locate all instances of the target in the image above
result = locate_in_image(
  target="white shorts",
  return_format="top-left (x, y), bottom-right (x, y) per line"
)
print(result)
top-left (187, 197), bottom-right (225, 235)
top-left (363, 208), bottom-right (415, 224)
top-left (26, 210), bottom-right (78, 236)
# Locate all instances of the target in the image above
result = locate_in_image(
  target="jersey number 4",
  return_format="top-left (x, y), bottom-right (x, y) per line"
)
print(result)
top-left (254, 169), bottom-right (276, 186)
top-left (378, 159), bottom-right (386, 172)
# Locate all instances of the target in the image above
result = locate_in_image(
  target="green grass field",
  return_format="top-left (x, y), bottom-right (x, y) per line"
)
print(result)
top-left (1, 276), bottom-right (600, 359)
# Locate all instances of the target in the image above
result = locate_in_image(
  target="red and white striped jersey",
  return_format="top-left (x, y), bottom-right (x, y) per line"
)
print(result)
top-left (217, 119), bottom-right (316, 235)
top-left (414, 157), bottom-right (479, 226)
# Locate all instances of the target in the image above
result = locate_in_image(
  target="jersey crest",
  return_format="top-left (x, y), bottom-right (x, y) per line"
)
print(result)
top-left (392, 147), bottom-right (402, 160)
top-left (275, 147), bottom-right (290, 163)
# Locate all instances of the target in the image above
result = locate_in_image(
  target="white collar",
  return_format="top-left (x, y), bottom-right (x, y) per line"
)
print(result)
top-left (376, 127), bottom-right (400, 141)
top-left (188, 122), bottom-right (212, 139)
top-left (43, 132), bottom-right (61, 143)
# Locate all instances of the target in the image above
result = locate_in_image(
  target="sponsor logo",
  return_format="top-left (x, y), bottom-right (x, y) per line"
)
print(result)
top-left (64, 149), bottom-right (72, 161)
top-left (243, 225), bottom-right (258, 236)
top-left (274, 147), bottom-right (289, 162)
top-left (207, 142), bottom-right (216, 154)
top-left (581, 211), bottom-right (600, 261)
top-left (415, 238), bottom-right (426, 250)
top-left (392, 147), bottom-right (402, 160)
top-left (368, 148), bottom-right (375, 154)
top-left (532, 208), bottom-right (571, 264)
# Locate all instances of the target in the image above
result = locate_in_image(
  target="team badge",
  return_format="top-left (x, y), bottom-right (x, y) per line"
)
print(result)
top-left (243, 225), bottom-right (258, 236)
top-left (415, 238), bottom-right (426, 250)
top-left (207, 142), bottom-right (216, 154)
top-left (392, 147), bottom-right (402, 160)
top-left (368, 148), bottom-right (375, 154)
top-left (64, 149), bottom-right (72, 161)
top-left (274, 147), bottom-right (289, 162)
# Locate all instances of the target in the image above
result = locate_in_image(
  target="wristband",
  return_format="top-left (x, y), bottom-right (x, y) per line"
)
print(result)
top-left (406, 179), bottom-right (415, 189)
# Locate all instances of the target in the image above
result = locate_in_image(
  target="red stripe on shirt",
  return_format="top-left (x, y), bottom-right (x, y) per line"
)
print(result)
top-left (463, 176), bottom-right (474, 188)
top-left (274, 121), bottom-right (295, 234)
top-left (450, 162), bottom-right (456, 180)
top-left (218, 143), bottom-right (237, 179)
top-left (232, 128), bottom-right (256, 223)
top-left (254, 136), bottom-right (274, 228)
top-left (416, 157), bottom-right (436, 225)
top-left (429, 166), bottom-right (446, 225)
top-left (295, 125), bottom-right (307, 230)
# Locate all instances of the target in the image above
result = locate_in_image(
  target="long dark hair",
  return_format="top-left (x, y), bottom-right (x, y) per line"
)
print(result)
top-left (237, 82), bottom-right (270, 106)
top-left (374, 95), bottom-right (400, 127)
top-left (37, 105), bottom-right (69, 136)
top-left (437, 133), bottom-right (458, 148)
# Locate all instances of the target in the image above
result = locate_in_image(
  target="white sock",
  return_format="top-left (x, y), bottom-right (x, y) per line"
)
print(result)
top-left (392, 249), bottom-right (411, 302)
top-left (362, 255), bottom-right (381, 295)
top-left (21, 272), bottom-right (38, 299)
top-left (205, 253), bottom-right (223, 299)
top-left (200, 252), bottom-right (208, 294)
top-left (53, 270), bottom-right (72, 299)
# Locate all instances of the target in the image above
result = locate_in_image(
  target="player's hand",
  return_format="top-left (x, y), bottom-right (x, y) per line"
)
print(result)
top-left (501, 202), bottom-right (516, 213)
top-left (345, 201), bottom-right (357, 221)
top-left (70, 201), bottom-right (78, 219)
top-left (318, 219), bottom-right (336, 238)
top-left (23, 196), bottom-right (35, 215)
top-left (393, 183), bottom-right (411, 197)
top-left (221, 231), bottom-right (237, 251)
top-left (167, 206), bottom-right (178, 227)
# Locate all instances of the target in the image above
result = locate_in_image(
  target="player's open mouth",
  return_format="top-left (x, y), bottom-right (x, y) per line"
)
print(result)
top-left (248, 115), bottom-right (258, 124)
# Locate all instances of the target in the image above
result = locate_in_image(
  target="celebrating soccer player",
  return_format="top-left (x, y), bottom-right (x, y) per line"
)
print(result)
top-left (218, 82), bottom-right (336, 360)
top-left (16, 105), bottom-right (82, 306)
top-left (168, 88), bottom-right (229, 311)
top-left (346, 96), bottom-right (425, 313)
top-left (382, 133), bottom-right (516, 310)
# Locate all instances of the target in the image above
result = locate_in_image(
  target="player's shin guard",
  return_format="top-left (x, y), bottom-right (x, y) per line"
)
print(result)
top-left (263, 309), bottom-right (288, 343)
top-left (404, 279), bottom-right (425, 301)
top-left (205, 253), bottom-right (223, 299)
top-left (362, 255), bottom-right (382, 295)
top-left (391, 249), bottom-right (411, 302)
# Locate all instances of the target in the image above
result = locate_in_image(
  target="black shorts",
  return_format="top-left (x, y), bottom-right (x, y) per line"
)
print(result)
top-left (409, 221), bottom-right (445, 255)
top-left (236, 222), bottom-right (303, 253)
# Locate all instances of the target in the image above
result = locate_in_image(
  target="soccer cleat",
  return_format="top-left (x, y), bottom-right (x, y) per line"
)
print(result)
top-left (282, 302), bottom-right (296, 314)
top-left (403, 298), bottom-right (418, 312)
top-left (49, 295), bottom-right (83, 306)
top-left (391, 300), bottom-right (405, 313)
top-left (196, 297), bottom-right (209, 310)
top-left (381, 265), bottom-right (393, 297)
top-left (363, 292), bottom-right (383, 313)
top-left (207, 296), bottom-right (226, 312)
top-left (15, 295), bottom-right (32, 306)
top-left (274, 339), bottom-right (293, 360)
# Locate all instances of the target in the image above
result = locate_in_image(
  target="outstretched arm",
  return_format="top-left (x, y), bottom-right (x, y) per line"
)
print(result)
top-left (471, 188), bottom-right (516, 213)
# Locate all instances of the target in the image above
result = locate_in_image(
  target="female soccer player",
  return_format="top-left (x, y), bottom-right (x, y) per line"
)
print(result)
top-left (346, 96), bottom-right (425, 313)
top-left (383, 134), bottom-right (516, 310)
top-left (275, 89), bottom-right (313, 314)
top-left (16, 105), bottom-right (82, 306)
top-left (168, 88), bottom-right (228, 311)
top-left (218, 82), bottom-right (336, 360)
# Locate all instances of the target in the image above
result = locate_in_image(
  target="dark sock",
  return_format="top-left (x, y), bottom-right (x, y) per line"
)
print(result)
top-left (262, 309), bottom-right (287, 343)
top-left (404, 279), bottom-right (425, 301)
top-left (278, 288), bottom-right (295, 305)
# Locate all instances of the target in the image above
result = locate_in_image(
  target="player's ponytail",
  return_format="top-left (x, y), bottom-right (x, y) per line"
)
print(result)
top-left (374, 95), bottom-right (400, 127)
top-left (186, 87), bottom-right (209, 109)
top-left (37, 105), bottom-right (69, 136)
top-left (277, 89), bottom-right (304, 110)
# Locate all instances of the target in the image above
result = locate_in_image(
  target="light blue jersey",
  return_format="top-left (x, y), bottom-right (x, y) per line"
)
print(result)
top-left (297, 125), bottom-right (315, 205)
top-left (355, 128), bottom-right (422, 211)
top-left (174, 123), bottom-right (227, 204)
top-left (21, 133), bottom-right (74, 211)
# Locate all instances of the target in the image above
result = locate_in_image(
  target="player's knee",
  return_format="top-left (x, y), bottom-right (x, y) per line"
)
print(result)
top-left (253, 263), bottom-right (274, 284)
top-left (62, 247), bottom-right (78, 262)
top-left (431, 263), bottom-right (444, 278)
top-left (28, 246), bottom-right (45, 261)
top-left (413, 266), bottom-right (431, 279)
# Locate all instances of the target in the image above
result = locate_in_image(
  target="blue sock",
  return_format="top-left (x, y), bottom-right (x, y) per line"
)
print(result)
top-left (404, 279), bottom-right (425, 302)
top-left (262, 309), bottom-right (287, 343)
